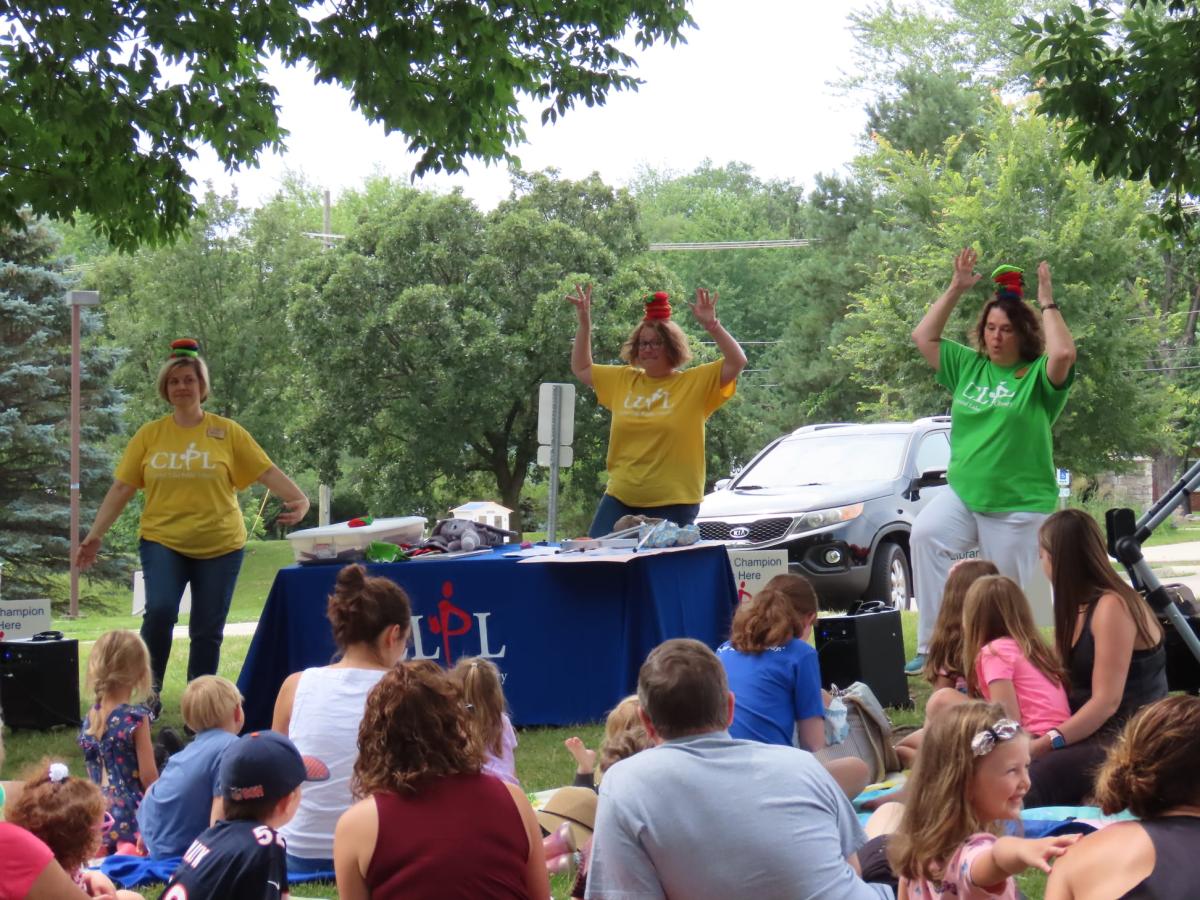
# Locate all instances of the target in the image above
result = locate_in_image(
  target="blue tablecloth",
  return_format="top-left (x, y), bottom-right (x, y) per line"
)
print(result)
top-left (238, 544), bottom-right (738, 728)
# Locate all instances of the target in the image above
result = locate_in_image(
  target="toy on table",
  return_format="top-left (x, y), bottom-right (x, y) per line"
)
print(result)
top-left (424, 518), bottom-right (517, 553)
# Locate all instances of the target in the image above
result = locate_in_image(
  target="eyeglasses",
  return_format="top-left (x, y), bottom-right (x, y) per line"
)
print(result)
top-left (636, 339), bottom-right (664, 350)
top-left (970, 718), bottom-right (1021, 756)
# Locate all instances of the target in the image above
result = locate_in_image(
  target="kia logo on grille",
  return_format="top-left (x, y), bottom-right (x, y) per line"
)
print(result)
top-left (728, 526), bottom-right (751, 539)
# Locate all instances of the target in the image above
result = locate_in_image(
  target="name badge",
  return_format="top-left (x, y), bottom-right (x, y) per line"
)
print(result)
top-left (206, 427), bottom-right (226, 439)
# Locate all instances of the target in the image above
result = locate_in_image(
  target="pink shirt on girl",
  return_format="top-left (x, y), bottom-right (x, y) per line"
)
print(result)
top-left (905, 833), bottom-right (1017, 899)
top-left (976, 637), bottom-right (1070, 736)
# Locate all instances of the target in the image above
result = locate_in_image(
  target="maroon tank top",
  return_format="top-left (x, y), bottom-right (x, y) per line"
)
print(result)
top-left (365, 772), bottom-right (531, 899)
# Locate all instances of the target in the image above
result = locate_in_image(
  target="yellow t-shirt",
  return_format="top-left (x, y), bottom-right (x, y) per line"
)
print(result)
top-left (592, 358), bottom-right (735, 507)
top-left (114, 412), bottom-right (273, 559)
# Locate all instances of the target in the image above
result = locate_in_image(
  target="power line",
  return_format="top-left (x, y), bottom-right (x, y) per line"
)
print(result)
top-left (648, 239), bottom-right (819, 251)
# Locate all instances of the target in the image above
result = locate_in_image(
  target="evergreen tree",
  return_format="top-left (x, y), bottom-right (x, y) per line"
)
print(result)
top-left (0, 217), bottom-right (124, 600)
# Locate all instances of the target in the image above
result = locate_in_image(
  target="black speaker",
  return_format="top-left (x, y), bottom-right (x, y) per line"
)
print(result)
top-left (815, 609), bottom-right (909, 709)
top-left (0, 638), bottom-right (81, 730)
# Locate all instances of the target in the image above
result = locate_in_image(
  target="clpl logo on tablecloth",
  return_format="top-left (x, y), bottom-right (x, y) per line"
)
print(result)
top-left (410, 580), bottom-right (506, 664)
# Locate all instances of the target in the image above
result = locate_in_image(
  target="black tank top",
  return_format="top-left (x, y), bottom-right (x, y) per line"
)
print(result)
top-left (1067, 601), bottom-right (1166, 731)
top-left (1121, 816), bottom-right (1200, 899)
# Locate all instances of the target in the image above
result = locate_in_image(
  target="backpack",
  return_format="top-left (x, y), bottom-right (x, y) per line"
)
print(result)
top-left (815, 681), bottom-right (901, 783)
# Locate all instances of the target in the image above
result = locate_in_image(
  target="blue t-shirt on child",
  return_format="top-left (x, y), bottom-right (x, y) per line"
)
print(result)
top-left (137, 728), bottom-right (239, 858)
top-left (718, 638), bottom-right (825, 747)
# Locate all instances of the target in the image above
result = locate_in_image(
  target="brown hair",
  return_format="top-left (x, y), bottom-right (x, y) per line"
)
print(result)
top-left (962, 576), bottom-right (1066, 698)
top-left (85, 630), bottom-right (153, 736)
top-left (352, 661), bottom-right (482, 798)
top-left (637, 639), bottom-right (728, 740)
top-left (7, 759), bottom-right (106, 874)
top-left (326, 564), bottom-right (412, 657)
top-left (1039, 509), bottom-right (1159, 668)
top-left (1093, 695), bottom-right (1200, 818)
top-left (598, 695), bottom-right (653, 774)
top-left (155, 355), bottom-right (210, 404)
top-left (923, 559), bottom-right (998, 686)
top-left (181, 675), bottom-right (243, 733)
top-left (973, 295), bottom-right (1043, 362)
top-left (728, 574), bottom-right (818, 653)
top-left (223, 792), bottom-right (293, 823)
top-left (887, 702), bottom-right (1017, 882)
top-left (450, 657), bottom-right (508, 758)
top-left (620, 319), bottom-right (692, 369)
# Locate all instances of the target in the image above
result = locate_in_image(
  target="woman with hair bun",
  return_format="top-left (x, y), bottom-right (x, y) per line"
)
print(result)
top-left (334, 662), bottom-right (550, 900)
top-left (1045, 695), bottom-right (1200, 899)
top-left (907, 251), bottom-right (1076, 674)
top-left (77, 339), bottom-right (310, 703)
top-left (567, 284), bottom-right (747, 537)
top-left (272, 563), bottom-right (412, 875)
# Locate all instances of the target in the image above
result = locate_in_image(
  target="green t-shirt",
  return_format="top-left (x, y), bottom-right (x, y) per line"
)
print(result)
top-left (937, 339), bottom-right (1074, 513)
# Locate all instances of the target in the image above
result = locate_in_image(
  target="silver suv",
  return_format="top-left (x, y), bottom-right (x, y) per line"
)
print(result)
top-left (696, 417), bottom-right (954, 609)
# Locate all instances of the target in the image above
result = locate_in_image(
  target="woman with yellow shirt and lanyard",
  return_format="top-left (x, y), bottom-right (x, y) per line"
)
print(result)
top-left (76, 340), bottom-right (309, 706)
top-left (567, 285), bottom-right (747, 538)
top-left (906, 249), bottom-right (1076, 674)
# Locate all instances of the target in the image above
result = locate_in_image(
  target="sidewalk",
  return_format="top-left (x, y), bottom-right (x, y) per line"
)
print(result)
top-left (171, 620), bottom-right (259, 638)
top-left (1130, 540), bottom-right (1200, 596)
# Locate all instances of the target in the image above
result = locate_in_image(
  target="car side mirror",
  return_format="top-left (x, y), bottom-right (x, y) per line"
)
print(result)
top-left (713, 478), bottom-right (731, 491)
top-left (905, 468), bottom-right (948, 502)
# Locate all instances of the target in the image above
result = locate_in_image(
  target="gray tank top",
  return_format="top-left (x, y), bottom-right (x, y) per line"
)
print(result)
top-left (1121, 816), bottom-right (1200, 899)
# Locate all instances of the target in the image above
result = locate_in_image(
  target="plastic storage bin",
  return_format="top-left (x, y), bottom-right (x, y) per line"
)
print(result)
top-left (287, 516), bottom-right (427, 563)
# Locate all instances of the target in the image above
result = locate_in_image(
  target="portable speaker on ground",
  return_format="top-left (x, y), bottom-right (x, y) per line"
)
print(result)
top-left (815, 609), bottom-right (909, 709)
top-left (0, 638), bottom-right (81, 729)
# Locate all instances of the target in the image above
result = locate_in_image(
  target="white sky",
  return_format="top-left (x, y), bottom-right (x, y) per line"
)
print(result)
top-left (187, 1), bottom-right (875, 210)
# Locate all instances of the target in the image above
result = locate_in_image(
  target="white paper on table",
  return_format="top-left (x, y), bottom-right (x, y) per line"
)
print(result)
top-left (517, 542), bottom-right (719, 564)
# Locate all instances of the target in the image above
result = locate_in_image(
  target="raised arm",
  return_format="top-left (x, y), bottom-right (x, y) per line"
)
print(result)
top-left (1037, 262), bottom-right (1076, 388)
top-left (76, 479), bottom-right (138, 570)
top-left (257, 466), bottom-right (310, 526)
top-left (690, 288), bottom-right (747, 386)
top-left (566, 283), bottom-right (594, 388)
top-left (913, 248), bottom-right (982, 370)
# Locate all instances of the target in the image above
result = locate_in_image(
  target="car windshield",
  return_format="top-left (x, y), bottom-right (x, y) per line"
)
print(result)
top-left (734, 432), bottom-right (908, 488)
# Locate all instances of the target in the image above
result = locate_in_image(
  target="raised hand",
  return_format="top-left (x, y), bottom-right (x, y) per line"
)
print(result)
top-left (950, 248), bottom-right (983, 293)
top-left (1037, 261), bottom-right (1053, 307)
top-left (690, 287), bottom-right (719, 328)
top-left (566, 283), bottom-right (592, 325)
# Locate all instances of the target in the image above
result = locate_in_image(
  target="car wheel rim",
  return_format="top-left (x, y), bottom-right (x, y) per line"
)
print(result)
top-left (890, 557), bottom-right (909, 608)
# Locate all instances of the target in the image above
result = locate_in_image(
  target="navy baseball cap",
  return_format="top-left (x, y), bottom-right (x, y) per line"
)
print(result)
top-left (220, 730), bottom-right (329, 804)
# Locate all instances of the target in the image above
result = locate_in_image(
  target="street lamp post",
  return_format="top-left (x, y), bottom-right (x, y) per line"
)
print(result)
top-left (67, 290), bottom-right (100, 617)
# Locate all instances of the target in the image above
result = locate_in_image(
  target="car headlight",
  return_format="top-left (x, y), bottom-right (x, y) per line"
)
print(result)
top-left (791, 503), bottom-right (864, 533)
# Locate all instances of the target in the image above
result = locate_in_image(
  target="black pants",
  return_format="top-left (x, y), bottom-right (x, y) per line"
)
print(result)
top-left (1024, 732), bottom-right (1112, 809)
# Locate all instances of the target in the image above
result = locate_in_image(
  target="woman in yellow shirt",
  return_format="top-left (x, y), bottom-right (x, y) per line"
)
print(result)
top-left (76, 340), bottom-right (309, 707)
top-left (568, 286), bottom-right (746, 538)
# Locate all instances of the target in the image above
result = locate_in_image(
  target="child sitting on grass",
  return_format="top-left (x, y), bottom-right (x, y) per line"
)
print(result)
top-left (452, 656), bottom-right (520, 786)
top-left (165, 730), bottom-right (328, 899)
top-left (563, 694), bottom-right (652, 790)
top-left (137, 675), bottom-right (244, 859)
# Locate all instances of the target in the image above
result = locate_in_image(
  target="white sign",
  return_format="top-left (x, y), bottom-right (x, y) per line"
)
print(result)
top-left (537, 382), bottom-right (576, 445)
top-left (726, 549), bottom-right (788, 603)
top-left (132, 571), bottom-right (192, 616)
top-left (536, 445), bottom-right (574, 467)
top-left (0, 598), bottom-right (52, 638)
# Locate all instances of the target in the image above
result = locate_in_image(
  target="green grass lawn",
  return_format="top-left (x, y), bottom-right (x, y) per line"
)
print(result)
top-left (4, 584), bottom-right (1053, 898)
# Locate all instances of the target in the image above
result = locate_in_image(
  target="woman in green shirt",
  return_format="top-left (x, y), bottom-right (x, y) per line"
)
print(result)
top-left (906, 248), bottom-right (1076, 672)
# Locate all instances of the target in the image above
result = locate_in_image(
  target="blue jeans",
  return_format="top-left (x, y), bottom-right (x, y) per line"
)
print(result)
top-left (588, 493), bottom-right (701, 538)
top-left (286, 852), bottom-right (336, 877)
top-left (139, 539), bottom-right (244, 691)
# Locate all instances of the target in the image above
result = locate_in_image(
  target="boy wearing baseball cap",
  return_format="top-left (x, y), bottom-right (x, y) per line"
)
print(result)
top-left (165, 730), bottom-right (328, 899)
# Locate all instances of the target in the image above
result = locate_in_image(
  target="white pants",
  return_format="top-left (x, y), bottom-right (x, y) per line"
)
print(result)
top-left (911, 487), bottom-right (1047, 653)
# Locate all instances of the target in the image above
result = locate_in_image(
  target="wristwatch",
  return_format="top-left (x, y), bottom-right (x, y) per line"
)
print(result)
top-left (1047, 728), bottom-right (1067, 750)
top-left (1040, 303), bottom-right (1060, 312)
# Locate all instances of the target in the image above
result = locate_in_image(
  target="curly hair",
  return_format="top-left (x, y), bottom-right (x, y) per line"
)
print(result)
top-left (352, 661), bottom-right (482, 798)
top-left (1093, 695), bottom-right (1200, 818)
top-left (597, 695), bottom-right (653, 774)
top-left (887, 702), bottom-right (1016, 883)
top-left (85, 630), bottom-right (152, 736)
top-left (620, 319), bottom-right (692, 369)
top-left (7, 759), bottom-right (106, 875)
top-left (728, 575), bottom-right (818, 653)
top-left (922, 559), bottom-right (998, 687)
top-left (972, 295), bottom-right (1043, 362)
top-left (326, 563), bottom-right (412, 656)
top-left (450, 656), bottom-right (508, 757)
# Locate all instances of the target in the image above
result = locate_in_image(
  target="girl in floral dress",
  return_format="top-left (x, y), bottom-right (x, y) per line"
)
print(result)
top-left (77, 630), bottom-right (159, 853)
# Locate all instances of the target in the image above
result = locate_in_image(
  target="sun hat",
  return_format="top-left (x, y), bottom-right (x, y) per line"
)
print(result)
top-left (534, 786), bottom-right (598, 847)
top-left (220, 730), bottom-right (329, 804)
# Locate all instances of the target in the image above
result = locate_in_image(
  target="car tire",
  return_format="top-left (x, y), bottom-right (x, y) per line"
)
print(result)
top-left (867, 542), bottom-right (912, 611)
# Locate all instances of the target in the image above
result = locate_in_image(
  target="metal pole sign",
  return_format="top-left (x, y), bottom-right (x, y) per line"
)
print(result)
top-left (537, 383), bottom-right (576, 542)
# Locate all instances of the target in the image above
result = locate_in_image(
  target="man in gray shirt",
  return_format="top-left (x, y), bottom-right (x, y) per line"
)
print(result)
top-left (585, 638), bottom-right (893, 899)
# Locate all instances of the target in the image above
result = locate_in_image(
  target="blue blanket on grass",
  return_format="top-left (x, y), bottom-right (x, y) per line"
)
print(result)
top-left (99, 854), bottom-right (337, 888)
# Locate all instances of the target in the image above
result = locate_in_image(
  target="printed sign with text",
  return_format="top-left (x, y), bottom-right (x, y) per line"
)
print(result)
top-left (726, 549), bottom-right (789, 604)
